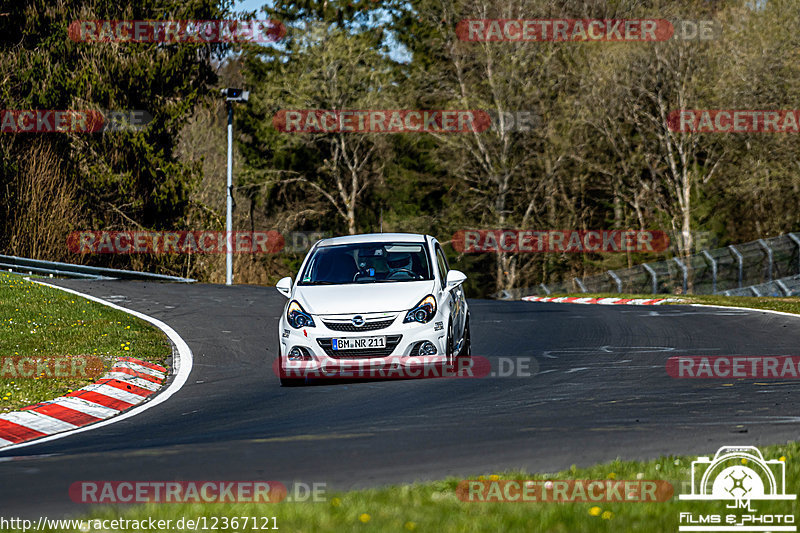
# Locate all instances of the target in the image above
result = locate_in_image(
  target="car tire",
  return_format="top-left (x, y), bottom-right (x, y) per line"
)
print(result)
top-left (458, 316), bottom-right (471, 358)
top-left (446, 320), bottom-right (455, 360)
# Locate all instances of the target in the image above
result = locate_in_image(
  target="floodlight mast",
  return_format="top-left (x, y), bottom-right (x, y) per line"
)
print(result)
top-left (221, 88), bottom-right (249, 285)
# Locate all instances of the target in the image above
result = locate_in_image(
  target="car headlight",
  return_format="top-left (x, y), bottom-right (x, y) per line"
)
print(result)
top-left (404, 295), bottom-right (437, 324)
top-left (287, 300), bottom-right (316, 329)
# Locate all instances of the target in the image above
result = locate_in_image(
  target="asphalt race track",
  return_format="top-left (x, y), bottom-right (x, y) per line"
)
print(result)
top-left (2, 280), bottom-right (800, 518)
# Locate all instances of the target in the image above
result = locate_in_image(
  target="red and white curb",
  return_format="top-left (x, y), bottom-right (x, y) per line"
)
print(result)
top-left (0, 357), bottom-right (167, 448)
top-left (0, 279), bottom-right (193, 452)
top-left (522, 296), bottom-right (682, 305)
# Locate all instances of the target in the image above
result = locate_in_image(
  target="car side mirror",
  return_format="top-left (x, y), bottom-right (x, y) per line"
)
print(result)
top-left (445, 270), bottom-right (467, 291)
top-left (276, 276), bottom-right (293, 298)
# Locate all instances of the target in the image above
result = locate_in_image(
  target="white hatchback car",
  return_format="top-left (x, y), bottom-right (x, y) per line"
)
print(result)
top-left (275, 233), bottom-right (470, 386)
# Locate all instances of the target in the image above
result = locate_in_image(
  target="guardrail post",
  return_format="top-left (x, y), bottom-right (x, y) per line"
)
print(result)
top-left (642, 263), bottom-right (658, 294)
top-left (574, 278), bottom-right (588, 293)
top-left (540, 283), bottom-right (551, 296)
top-left (788, 233), bottom-right (800, 275)
top-left (776, 279), bottom-right (791, 296)
top-left (673, 257), bottom-right (688, 294)
top-left (729, 245), bottom-right (743, 288)
top-left (607, 270), bottom-right (622, 293)
top-left (758, 239), bottom-right (773, 282)
top-left (702, 250), bottom-right (717, 294)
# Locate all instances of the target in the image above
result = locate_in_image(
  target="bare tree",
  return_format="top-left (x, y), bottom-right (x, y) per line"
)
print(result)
top-left (414, 0), bottom-right (579, 291)
top-left (243, 25), bottom-right (395, 235)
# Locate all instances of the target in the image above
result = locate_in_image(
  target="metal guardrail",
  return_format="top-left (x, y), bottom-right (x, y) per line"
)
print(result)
top-left (722, 274), bottom-right (800, 297)
top-left (0, 255), bottom-right (195, 283)
top-left (499, 232), bottom-right (800, 299)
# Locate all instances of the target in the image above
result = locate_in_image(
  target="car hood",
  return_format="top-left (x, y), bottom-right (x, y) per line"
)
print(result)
top-left (295, 281), bottom-right (436, 315)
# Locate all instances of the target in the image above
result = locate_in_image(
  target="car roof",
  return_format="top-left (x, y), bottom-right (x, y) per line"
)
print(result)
top-left (317, 233), bottom-right (431, 247)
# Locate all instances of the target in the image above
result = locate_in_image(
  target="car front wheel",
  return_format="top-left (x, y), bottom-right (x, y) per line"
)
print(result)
top-left (459, 316), bottom-right (471, 358)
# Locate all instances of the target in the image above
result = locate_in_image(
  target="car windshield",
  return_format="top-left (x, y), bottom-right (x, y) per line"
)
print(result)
top-left (298, 242), bottom-right (433, 285)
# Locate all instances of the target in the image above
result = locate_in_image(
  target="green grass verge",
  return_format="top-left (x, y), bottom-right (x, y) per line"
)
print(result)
top-left (0, 272), bottom-right (171, 412)
top-left (42, 442), bottom-right (797, 532)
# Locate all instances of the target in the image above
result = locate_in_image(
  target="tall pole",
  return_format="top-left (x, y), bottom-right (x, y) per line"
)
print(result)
top-left (226, 102), bottom-right (234, 286)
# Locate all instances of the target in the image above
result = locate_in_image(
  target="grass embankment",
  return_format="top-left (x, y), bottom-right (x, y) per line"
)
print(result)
top-left (65, 442), bottom-right (799, 532)
top-left (0, 272), bottom-right (171, 412)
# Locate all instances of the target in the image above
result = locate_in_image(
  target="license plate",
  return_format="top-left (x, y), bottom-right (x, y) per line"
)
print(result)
top-left (332, 336), bottom-right (386, 351)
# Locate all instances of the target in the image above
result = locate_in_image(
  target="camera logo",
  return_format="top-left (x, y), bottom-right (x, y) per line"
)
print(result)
top-left (680, 446), bottom-right (793, 502)
top-left (678, 446), bottom-right (795, 532)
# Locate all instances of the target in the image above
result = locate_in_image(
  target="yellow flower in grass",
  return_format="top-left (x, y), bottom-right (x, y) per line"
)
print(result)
top-left (602, 511), bottom-right (613, 520)
top-left (589, 506), bottom-right (602, 517)
top-left (779, 456), bottom-right (787, 462)
top-left (489, 474), bottom-right (500, 481)
top-left (404, 522), bottom-right (416, 530)
top-left (331, 497), bottom-right (341, 507)
top-left (359, 513), bottom-right (371, 523)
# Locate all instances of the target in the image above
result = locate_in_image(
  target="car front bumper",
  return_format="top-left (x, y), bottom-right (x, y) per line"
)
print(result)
top-left (278, 312), bottom-right (449, 372)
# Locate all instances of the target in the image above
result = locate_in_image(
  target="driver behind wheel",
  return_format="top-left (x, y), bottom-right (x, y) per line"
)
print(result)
top-left (386, 251), bottom-right (421, 279)
top-left (386, 251), bottom-right (412, 270)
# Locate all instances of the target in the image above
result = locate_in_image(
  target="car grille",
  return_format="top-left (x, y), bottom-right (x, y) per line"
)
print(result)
top-left (318, 335), bottom-right (402, 359)
top-left (323, 318), bottom-right (395, 332)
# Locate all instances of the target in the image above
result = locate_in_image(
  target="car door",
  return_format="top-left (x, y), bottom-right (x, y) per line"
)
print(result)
top-left (434, 241), bottom-right (466, 350)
